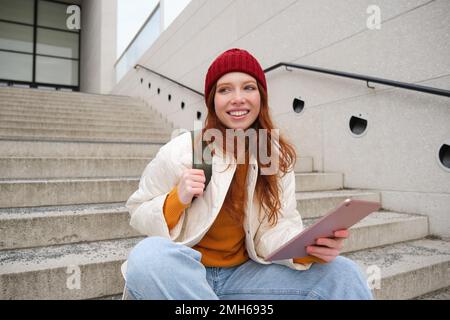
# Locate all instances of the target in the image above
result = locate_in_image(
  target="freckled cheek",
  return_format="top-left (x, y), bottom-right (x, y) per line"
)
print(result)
top-left (214, 97), bottom-right (228, 114)
top-left (249, 95), bottom-right (261, 109)
top-left (250, 98), bottom-right (261, 115)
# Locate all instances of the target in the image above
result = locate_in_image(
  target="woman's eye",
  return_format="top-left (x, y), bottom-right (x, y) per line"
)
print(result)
top-left (217, 85), bottom-right (255, 93)
top-left (218, 88), bottom-right (230, 93)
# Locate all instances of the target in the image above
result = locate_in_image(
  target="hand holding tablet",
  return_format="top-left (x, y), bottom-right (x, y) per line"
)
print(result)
top-left (265, 199), bottom-right (381, 261)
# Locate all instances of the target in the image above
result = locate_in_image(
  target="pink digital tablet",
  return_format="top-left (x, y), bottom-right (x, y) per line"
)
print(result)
top-left (265, 198), bottom-right (381, 261)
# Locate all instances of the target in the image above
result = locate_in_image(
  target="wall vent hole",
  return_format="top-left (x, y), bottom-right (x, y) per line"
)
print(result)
top-left (439, 144), bottom-right (450, 169)
top-left (293, 98), bottom-right (305, 113)
top-left (350, 116), bottom-right (368, 135)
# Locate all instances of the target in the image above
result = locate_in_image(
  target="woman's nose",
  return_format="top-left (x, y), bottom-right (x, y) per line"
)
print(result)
top-left (231, 90), bottom-right (245, 104)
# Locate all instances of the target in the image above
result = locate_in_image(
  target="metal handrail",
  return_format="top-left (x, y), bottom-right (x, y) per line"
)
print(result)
top-left (135, 62), bottom-right (450, 98)
top-left (134, 64), bottom-right (204, 97)
top-left (265, 62), bottom-right (450, 98)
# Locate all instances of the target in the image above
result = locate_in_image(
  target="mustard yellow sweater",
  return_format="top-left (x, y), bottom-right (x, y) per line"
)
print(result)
top-left (163, 165), bottom-right (324, 267)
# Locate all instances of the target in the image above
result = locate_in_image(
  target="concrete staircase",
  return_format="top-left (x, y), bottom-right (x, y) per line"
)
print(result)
top-left (0, 87), bottom-right (167, 299)
top-left (0, 87), bottom-right (448, 299)
top-left (294, 161), bottom-right (450, 300)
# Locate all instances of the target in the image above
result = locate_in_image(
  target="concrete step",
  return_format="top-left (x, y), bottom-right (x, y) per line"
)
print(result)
top-left (0, 134), bottom-right (171, 144)
top-left (0, 157), bottom-right (152, 179)
top-left (295, 172), bottom-right (343, 192)
top-left (94, 294), bottom-right (122, 300)
top-left (0, 97), bottom-right (147, 111)
top-left (0, 121), bottom-right (172, 134)
top-left (0, 91), bottom-right (137, 102)
top-left (0, 201), bottom-right (427, 252)
top-left (0, 91), bottom-right (141, 105)
top-left (343, 238), bottom-right (450, 300)
top-left (0, 174), bottom-right (373, 209)
top-left (0, 177), bottom-right (139, 208)
top-left (0, 109), bottom-right (168, 125)
top-left (0, 172), bottom-right (347, 209)
top-left (0, 93), bottom-right (150, 107)
top-left (1, 236), bottom-right (448, 299)
top-left (0, 118), bottom-right (170, 132)
top-left (0, 149), bottom-right (310, 179)
top-left (0, 87), bottom-right (144, 105)
top-left (294, 157), bottom-right (313, 173)
top-left (0, 93), bottom-right (145, 105)
top-left (0, 237), bottom-right (142, 299)
top-left (303, 211), bottom-right (428, 253)
top-left (0, 127), bottom-right (172, 141)
top-left (0, 104), bottom-right (160, 120)
top-left (414, 286), bottom-right (450, 300)
top-left (0, 203), bottom-right (140, 250)
top-left (296, 189), bottom-right (381, 219)
top-left (0, 139), bottom-right (163, 158)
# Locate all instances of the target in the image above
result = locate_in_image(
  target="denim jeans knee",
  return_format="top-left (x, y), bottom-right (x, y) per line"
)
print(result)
top-left (124, 237), bottom-right (217, 299)
top-left (318, 256), bottom-right (373, 300)
top-left (128, 236), bottom-right (172, 264)
top-left (125, 237), bottom-right (174, 297)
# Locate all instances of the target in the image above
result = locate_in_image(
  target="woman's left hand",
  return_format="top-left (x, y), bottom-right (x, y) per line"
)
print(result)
top-left (306, 229), bottom-right (349, 263)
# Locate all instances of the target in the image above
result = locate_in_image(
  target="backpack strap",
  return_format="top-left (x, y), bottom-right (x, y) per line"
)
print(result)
top-left (190, 130), bottom-right (212, 191)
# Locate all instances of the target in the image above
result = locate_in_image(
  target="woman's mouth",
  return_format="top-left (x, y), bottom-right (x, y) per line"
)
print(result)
top-left (227, 110), bottom-right (249, 120)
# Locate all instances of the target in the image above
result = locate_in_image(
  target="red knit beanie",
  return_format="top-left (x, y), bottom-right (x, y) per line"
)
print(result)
top-left (204, 48), bottom-right (267, 104)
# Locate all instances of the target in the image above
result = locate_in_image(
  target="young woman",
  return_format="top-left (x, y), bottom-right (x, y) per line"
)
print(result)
top-left (123, 48), bottom-right (373, 300)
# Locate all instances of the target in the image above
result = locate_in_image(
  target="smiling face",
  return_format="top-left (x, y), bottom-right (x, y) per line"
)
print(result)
top-left (214, 72), bottom-right (261, 130)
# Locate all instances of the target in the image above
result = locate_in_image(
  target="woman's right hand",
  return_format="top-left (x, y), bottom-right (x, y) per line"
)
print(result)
top-left (177, 169), bottom-right (206, 205)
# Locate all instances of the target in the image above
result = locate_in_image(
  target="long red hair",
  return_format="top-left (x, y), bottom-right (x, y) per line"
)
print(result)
top-left (200, 81), bottom-right (297, 226)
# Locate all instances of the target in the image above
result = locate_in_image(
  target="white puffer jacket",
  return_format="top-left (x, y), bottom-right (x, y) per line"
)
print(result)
top-left (121, 132), bottom-right (312, 278)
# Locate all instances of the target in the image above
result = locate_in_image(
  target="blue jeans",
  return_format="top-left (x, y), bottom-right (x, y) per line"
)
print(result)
top-left (125, 237), bottom-right (373, 300)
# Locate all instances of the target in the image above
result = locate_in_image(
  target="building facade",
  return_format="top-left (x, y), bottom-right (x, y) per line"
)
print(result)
top-left (0, 0), bottom-right (189, 93)
top-left (0, 0), bottom-right (81, 90)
